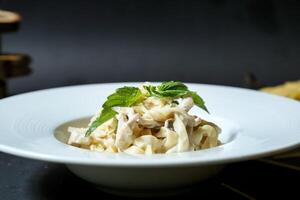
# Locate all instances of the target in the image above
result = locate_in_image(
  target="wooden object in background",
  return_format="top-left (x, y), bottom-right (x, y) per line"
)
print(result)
top-left (0, 10), bottom-right (31, 98)
top-left (0, 54), bottom-right (31, 78)
top-left (0, 80), bottom-right (5, 98)
top-left (0, 10), bottom-right (21, 33)
top-left (244, 73), bottom-right (265, 89)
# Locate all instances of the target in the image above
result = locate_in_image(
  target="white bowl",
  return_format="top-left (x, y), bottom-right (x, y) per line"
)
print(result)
top-left (0, 83), bottom-right (300, 196)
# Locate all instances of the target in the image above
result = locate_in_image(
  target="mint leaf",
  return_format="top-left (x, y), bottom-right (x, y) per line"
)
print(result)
top-left (144, 82), bottom-right (188, 98)
top-left (145, 81), bottom-right (209, 113)
top-left (158, 81), bottom-right (188, 91)
top-left (188, 92), bottom-right (209, 113)
top-left (143, 85), bottom-right (156, 97)
top-left (103, 87), bottom-right (142, 108)
top-left (156, 90), bottom-right (188, 97)
top-left (85, 108), bottom-right (117, 136)
top-left (85, 86), bottom-right (143, 136)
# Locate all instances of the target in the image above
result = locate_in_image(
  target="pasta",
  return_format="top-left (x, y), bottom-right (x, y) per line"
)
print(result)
top-left (67, 82), bottom-right (221, 155)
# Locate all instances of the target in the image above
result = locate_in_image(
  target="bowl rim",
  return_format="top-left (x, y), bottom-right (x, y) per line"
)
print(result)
top-left (0, 139), bottom-right (299, 167)
top-left (0, 82), bottom-right (300, 167)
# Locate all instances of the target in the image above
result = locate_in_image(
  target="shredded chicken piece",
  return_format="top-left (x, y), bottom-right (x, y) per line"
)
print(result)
top-left (143, 97), bottom-right (171, 109)
top-left (68, 127), bottom-right (92, 146)
top-left (194, 117), bottom-right (202, 127)
top-left (115, 110), bottom-right (139, 150)
top-left (173, 114), bottom-right (190, 152)
top-left (178, 97), bottom-right (194, 112)
top-left (138, 116), bottom-right (163, 128)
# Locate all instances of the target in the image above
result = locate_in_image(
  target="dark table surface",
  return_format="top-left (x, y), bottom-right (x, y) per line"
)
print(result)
top-left (1, 151), bottom-right (299, 200)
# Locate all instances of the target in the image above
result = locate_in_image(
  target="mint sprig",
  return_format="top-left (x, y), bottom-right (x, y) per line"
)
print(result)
top-left (85, 87), bottom-right (143, 136)
top-left (144, 81), bottom-right (209, 112)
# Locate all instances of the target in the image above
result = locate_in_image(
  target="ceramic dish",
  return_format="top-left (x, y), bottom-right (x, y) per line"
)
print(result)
top-left (0, 83), bottom-right (300, 196)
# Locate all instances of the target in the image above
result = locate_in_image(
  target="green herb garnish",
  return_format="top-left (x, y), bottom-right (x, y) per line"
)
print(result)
top-left (86, 107), bottom-right (117, 136)
top-left (85, 87), bottom-right (143, 136)
top-left (85, 81), bottom-right (208, 136)
top-left (144, 81), bottom-right (208, 112)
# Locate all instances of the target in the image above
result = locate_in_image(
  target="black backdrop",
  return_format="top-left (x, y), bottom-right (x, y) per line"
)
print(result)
top-left (2, 0), bottom-right (300, 94)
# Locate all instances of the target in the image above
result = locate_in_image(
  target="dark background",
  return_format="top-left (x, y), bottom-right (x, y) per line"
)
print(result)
top-left (1, 0), bottom-right (300, 95)
top-left (1, 1), bottom-right (300, 199)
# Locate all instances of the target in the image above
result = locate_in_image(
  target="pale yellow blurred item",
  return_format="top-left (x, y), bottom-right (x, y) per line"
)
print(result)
top-left (261, 80), bottom-right (300, 100)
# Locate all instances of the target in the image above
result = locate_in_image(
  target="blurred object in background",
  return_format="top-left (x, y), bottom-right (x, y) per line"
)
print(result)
top-left (2, 1), bottom-right (300, 93)
top-left (261, 80), bottom-right (300, 100)
top-left (0, 10), bottom-right (31, 98)
top-left (244, 73), bottom-right (265, 89)
top-left (245, 72), bottom-right (300, 100)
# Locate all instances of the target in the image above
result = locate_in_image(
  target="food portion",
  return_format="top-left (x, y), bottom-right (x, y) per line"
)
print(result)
top-left (261, 80), bottom-right (300, 100)
top-left (68, 81), bottom-right (221, 154)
